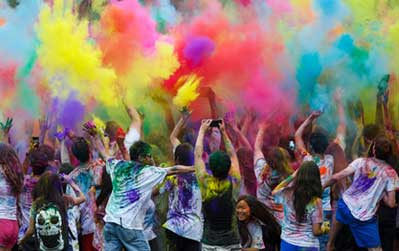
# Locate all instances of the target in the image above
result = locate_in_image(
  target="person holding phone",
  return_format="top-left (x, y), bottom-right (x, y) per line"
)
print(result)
top-left (194, 119), bottom-right (242, 250)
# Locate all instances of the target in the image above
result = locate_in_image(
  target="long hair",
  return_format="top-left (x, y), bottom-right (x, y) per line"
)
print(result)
top-left (237, 148), bottom-right (257, 196)
top-left (32, 172), bottom-right (69, 246)
top-left (237, 195), bottom-right (281, 251)
top-left (266, 147), bottom-right (293, 179)
top-left (0, 143), bottom-right (23, 195)
top-left (290, 161), bottom-right (322, 222)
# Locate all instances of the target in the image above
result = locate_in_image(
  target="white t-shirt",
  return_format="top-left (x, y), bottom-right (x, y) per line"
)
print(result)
top-left (243, 221), bottom-right (265, 249)
top-left (163, 173), bottom-right (203, 242)
top-left (303, 154), bottom-right (334, 211)
top-left (343, 157), bottom-right (399, 221)
top-left (254, 158), bottom-right (283, 207)
top-left (104, 159), bottom-right (167, 230)
top-left (0, 166), bottom-right (17, 220)
top-left (143, 199), bottom-right (157, 241)
top-left (277, 189), bottom-right (323, 248)
top-left (124, 127), bottom-right (141, 151)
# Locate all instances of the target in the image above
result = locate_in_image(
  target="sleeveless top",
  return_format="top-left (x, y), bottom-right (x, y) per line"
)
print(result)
top-left (202, 178), bottom-right (240, 245)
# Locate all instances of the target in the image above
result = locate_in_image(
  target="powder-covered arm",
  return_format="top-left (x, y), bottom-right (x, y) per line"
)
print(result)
top-left (221, 120), bottom-right (240, 180)
top-left (170, 116), bottom-right (186, 150)
top-left (334, 88), bottom-right (346, 150)
top-left (194, 119), bottom-right (212, 186)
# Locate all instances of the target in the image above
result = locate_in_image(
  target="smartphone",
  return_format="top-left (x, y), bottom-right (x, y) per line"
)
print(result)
top-left (209, 119), bottom-right (222, 128)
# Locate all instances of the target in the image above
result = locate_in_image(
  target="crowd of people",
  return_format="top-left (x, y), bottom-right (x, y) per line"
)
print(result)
top-left (0, 87), bottom-right (398, 251)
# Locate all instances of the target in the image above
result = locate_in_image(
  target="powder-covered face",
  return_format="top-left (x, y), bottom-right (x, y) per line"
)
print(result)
top-left (236, 199), bottom-right (251, 222)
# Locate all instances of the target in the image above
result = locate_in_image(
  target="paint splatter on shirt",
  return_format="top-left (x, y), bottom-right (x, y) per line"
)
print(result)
top-left (254, 158), bottom-right (285, 221)
top-left (303, 154), bottom-right (334, 211)
top-left (163, 173), bottom-right (203, 242)
top-left (67, 161), bottom-right (103, 235)
top-left (276, 189), bottom-right (323, 248)
top-left (18, 175), bottom-right (39, 239)
top-left (104, 158), bottom-right (167, 230)
top-left (241, 220), bottom-right (265, 249)
top-left (343, 157), bottom-right (399, 221)
top-left (0, 166), bottom-right (17, 220)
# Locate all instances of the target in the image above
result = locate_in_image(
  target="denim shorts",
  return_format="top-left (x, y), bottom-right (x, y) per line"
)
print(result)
top-left (104, 222), bottom-right (150, 251)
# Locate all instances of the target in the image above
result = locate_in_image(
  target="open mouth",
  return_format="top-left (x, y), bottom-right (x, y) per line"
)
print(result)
top-left (39, 233), bottom-right (62, 249)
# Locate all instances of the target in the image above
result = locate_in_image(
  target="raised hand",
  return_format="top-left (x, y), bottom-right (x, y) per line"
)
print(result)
top-left (39, 116), bottom-right (51, 132)
top-left (83, 121), bottom-right (98, 136)
top-left (0, 117), bottom-right (13, 134)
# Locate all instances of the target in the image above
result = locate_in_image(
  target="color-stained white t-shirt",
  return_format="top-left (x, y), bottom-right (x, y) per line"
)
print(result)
top-left (105, 159), bottom-right (167, 230)
top-left (303, 154), bottom-right (334, 211)
top-left (343, 157), bottom-right (399, 221)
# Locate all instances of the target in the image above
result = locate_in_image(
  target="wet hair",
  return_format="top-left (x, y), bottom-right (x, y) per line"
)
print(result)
top-left (237, 195), bottom-right (281, 250)
top-left (129, 141), bottom-right (152, 162)
top-left (237, 148), bottom-right (257, 196)
top-left (290, 161), bottom-right (322, 222)
top-left (266, 147), bottom-right (293, 179)
top-left (309, 132), bottom-right (329, 154)
top-left (0, 143), bottom-right (23, 195)
top-left (71, 137), bottom-right (90, 163)
top-left (209, 151), bottom-right (231, 180)
top-left (362, 124), bottom-right (380, 141)
top-left (174, 143), bottom-right (194, 166)
top-left (373, 136), bottom-right (393, 162)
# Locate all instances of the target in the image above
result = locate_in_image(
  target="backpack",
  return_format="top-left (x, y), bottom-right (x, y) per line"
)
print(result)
top-left (34, 203), bottom-right (67, 251)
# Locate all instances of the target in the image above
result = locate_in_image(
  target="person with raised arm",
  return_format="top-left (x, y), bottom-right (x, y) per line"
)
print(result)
top-left (194, 119), bottom-right (241, 250)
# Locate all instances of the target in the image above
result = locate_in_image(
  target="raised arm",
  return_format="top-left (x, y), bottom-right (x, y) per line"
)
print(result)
top-left (230, 116), bottom-right (252, 150)
top-left (123, 101), bottom-right (142, 137)
top-left (170, 117), bottom-right (186, 150)
top-left (194, 119), bottom-right (212, 184)
top-left (220, 120), bottom-right (240, 179)
top-left (0, 117), bottom-right (12, 144)
top-left (254, 122), bottom-right (268, 163)
top-left (334, 88), bottom-right (346, 150)
top-left (295, 111), bottom-right (322, 155)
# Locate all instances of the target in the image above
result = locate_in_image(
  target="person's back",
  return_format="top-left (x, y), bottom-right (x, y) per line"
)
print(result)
top-left (202, 176), bottom-right (239, 246)
top-left (280, 189), bottom-right (323, 248)
top-left (105, 159), bottom-right (167, 228)
top-left (342, 157), bottom-right (397, 221)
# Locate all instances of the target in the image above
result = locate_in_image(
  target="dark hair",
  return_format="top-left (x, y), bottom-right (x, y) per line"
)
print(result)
top-left (29, 147), bottom-right (50, 176)
top-left (59, 163), bottom-right (74, 193)
top-left (266, 147), bottom-right (293, 179)
top-left (309, 132), bottom-right (329, 154)
top-left (362, 124), bottom-right (380, 141)
top-left (237, 148), bottom-right (257, 196)
top-left (373, 136), bottom-right (392, 162)
top-left (209, 151), bottom-right (231, 180)
top-left (129, 141), bottom-right (152, 161)
top-left (40, 144), bottom-right (55, 161)
top-left (0, 143), bottom-right (23, 195)
top-left (96, 166), bottom-right (112, 206)
top-left (237, 195), bottom-right (281, 250)
top-left (291, 161), bottom-right (322, 222)
top-left (71, 137), bottom-right (90, 163)
top-left (174, 143), bottom-right (194, 166)
top-left (32, 172), bottom-right (68, 248)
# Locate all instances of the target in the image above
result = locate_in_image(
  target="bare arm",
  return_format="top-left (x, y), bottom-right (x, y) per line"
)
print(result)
top-left (323, 165), bottom-right (356, 189)
top-left (170, 117), bottom-right (185, 149)
top-left (254, 122), bottom-right (268, 163)
top-left (19, 216), bottom-right (35, 245)
top-left (382, 191), bottom-right (396, 208)
top-left (334, 88), bottom-right (346, 150)
top-left (295, 112), bottom-right (321, 155)
top-left (164, 165), bottom-right (195, 176)
top-left (220, 120), bottom-right (240, 180)
top-left (123, 101), bottom-right (142, 138)
top-left (194, 119), bottom-right (212, 185)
